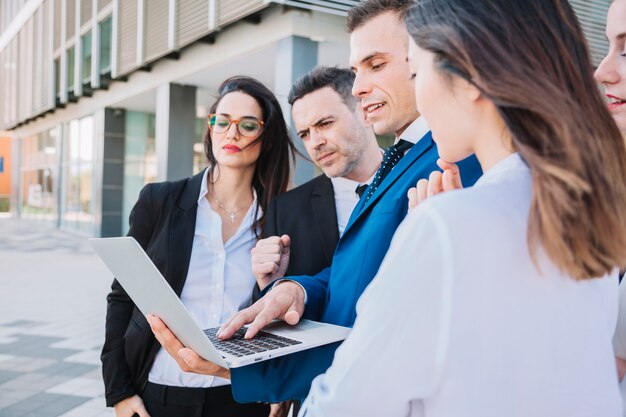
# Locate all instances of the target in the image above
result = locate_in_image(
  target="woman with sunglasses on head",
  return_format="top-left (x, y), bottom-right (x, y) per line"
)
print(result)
top-left (101, 76), bottom-right (296, 417)
top-left (300, 1), bottom-right (626, 416)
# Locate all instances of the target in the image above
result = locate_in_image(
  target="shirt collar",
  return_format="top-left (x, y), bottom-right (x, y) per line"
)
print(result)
top-left (331, 176), bottom-right (360, 193)
top-left (330, 166), bottom-right (378, 192)
top-left (198, 167), bottom-right (210, 204)
top-left (474, 153), bottom-right (527, 187)
top-left (396, 116), bottom-right (429, 145)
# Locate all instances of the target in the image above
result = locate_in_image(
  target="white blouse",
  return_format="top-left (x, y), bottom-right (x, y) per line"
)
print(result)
top-left (613, 268), bottom-right (626, 415)
top-left (149, 168), bottom-right (260, 388)
top-left (301, 153), bottom-right (621, 417)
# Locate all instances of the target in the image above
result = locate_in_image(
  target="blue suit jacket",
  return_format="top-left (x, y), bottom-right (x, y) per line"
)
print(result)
top-left (230, 132), bottom-right (482, 402)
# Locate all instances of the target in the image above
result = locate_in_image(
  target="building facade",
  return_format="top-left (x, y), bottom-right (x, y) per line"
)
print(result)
top-left (0, 0), bottom-right (613, 237)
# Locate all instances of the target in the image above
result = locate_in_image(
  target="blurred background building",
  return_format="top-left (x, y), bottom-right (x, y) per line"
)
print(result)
top-left (0, 133), bottom-right (11, 212)
top-left (0, 0), bottom-right (613, 237)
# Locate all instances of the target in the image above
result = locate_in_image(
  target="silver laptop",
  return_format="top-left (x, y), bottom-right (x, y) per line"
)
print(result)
top-left (90, 236), bottom-right (350, 368)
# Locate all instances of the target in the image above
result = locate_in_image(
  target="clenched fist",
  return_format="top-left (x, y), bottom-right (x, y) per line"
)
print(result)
top-left (251, 235), bottom-right (291, 290)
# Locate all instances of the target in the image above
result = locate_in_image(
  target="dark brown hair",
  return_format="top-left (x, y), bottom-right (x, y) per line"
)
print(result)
top-left (406, 0), bottom-right (626, 279)
top-left (203, 76), bottom-right (296, 234)
top-left (288, 66), bottom-right (356, 108)
top-left (346, 0), bottom-right (411, 33)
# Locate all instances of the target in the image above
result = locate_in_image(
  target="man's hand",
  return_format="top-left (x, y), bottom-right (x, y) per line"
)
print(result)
top-left (147, 315), bottom-right (231, 379)
top-left (218, 281), bottom-right (305, 340)
top-left (408, 159), bottom-right (463, 211)
top-left (251, 235), bottom-right (291, 290)
top-left (269, 401), bottom-right (293, 417)
top-left (114, 395), bottom-right (150, 417)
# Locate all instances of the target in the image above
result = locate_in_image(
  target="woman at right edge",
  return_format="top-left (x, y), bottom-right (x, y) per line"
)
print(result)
top-left (299, 0), bottom-right (626, 416)
top-left (595, 0), bottom-right (626, 413)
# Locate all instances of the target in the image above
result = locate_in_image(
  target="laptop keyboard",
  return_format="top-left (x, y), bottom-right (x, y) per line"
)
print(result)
top-left (204, 327), bottom-right (302, 357)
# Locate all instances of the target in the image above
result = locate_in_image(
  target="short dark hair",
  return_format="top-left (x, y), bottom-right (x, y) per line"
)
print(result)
top-left (346, 0), bottom-right (411, 33)
top-left (288, 66), bottom-right (356, 108)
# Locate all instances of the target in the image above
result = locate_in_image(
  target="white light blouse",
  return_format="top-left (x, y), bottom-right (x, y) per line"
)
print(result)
top-left (301, 153), bottom-right (621, 417)
top-left (148, 168), bottom-right (260, 388)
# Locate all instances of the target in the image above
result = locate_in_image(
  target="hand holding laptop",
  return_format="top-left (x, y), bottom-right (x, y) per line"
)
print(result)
top-left (90, 237), bottom-right (349, 370)
top-left (147, 315), bottom-right (231, 378)
top-left (145, 278), bottom-right (305, 378)
top-left (218, 281), bottom-right (306, 340)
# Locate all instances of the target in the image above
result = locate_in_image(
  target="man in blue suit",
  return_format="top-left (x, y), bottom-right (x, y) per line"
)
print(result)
top-left (148, 0), bottom-right (482, 406)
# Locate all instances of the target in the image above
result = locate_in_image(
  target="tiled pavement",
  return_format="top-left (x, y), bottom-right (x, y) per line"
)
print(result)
top-left (0, 215), bottom-right (115, 417)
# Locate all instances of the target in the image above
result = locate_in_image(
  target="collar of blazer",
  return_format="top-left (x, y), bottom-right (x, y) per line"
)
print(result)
top-left (343, 131), bottom-right (434, 236)
top-left (169, 169), bottom-right (205, 295)
top-left (176, 169), bottom-right (207, 210)
top-left (310, 175), bottom-right (340, 263)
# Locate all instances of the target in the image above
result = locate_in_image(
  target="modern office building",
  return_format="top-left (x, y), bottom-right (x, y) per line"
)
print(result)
top-left (0, 0), bottom-right (613, 237)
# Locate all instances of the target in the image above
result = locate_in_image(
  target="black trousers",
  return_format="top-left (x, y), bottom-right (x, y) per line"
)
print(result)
top-left (141, 382), bottom-right (270, 417)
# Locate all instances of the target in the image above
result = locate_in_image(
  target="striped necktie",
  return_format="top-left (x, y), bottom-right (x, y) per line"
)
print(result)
top-left (363, 139), bottom-right (413, 203)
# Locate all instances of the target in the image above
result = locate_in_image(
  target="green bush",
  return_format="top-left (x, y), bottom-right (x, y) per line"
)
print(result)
top-left (0, 197), bottom-right (10, 212)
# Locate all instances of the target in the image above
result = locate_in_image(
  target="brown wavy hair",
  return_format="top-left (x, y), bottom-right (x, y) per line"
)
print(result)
top-left (203, 76), bottom-right (296, 234)
top-left (405, 0), bottom-right (626, 279)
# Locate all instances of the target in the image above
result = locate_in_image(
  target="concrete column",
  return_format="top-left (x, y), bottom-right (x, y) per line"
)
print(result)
top-left (274, 36), bottom-right (318, 186)
top-left (155, 83), bottom-right (197, 182)
top-left (100, 107), bottom-right (125, 237)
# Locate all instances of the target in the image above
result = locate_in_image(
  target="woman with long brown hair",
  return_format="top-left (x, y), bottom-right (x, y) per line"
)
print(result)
top-left (595, 0), bottom-right (626, 408)
top-left (299, 0), bottom-right (626, 416)
top-left (102, 76), bottom-right (295, 417)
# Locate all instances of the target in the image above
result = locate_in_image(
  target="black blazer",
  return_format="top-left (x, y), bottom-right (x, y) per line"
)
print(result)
top-left (263, 174), bottom-right (339, 276)
top-left (101, 171), bottom-right (204, 407)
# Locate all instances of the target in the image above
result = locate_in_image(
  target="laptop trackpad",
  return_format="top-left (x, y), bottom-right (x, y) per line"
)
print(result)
top-left (264, 320), bottom-right (325, 333)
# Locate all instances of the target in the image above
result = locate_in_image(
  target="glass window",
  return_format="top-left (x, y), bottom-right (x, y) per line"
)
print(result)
top-left (82, 31), bottom-right (92, 84)
top-left (61, 120), bottom-right (80, 230)
top-left (67, 46), bottom-right (75, 92)
top-left (78, 116), bottom-right (94, 234)
top-left (122, 111), bottom-right (156, 235)
top-left (99, 17), bottom-right (112, 74)
top-left (20, 130), bottom-right (58, 223)
top-left (193, 117), bottom-right (207, 174)
top-left (54, 57), bottom-right (61, 99)
top-left (61, 116), bottom-right (95, 235)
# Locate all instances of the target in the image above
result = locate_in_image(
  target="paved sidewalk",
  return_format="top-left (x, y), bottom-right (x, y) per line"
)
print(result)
top-left (0, 216), bottom-right (115, 417)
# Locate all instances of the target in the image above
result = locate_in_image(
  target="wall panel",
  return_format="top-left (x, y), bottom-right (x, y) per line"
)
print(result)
top-left (176, 0), bottom-right (209, 48)
top-left (116, 0), bottom-right (138, 75)
top-left (570, 0), bottom-right (611, 67)
top-left (42, 0), bottom-right (54, 113)
top-left (145, 0), bottom-right (170, 62)
top-left (218, 0), bottom-right (265, 27)
top-left (81, 0), bottom-right (92, 26)
top-left (98, 0), bottom-right (111, 12)
top-left (66, 0), bottom-right (76, 40)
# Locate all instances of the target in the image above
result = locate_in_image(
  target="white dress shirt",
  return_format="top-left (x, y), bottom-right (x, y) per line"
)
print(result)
top-left (301, 153), bottom-right (621, 417)
top-left (331, 176), bottom-right (369, 236)
top-left (149, 168), bottom-right (259, 388)
top-left (398, 115), bottom-right (429, 146)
